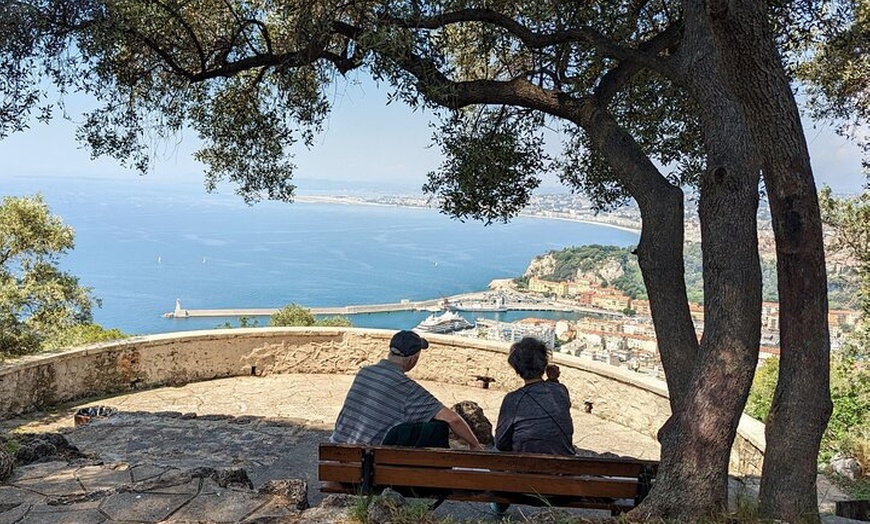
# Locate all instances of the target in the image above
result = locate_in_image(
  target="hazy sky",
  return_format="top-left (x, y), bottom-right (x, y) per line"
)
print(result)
top-left (0, 81), bottom-right (866, 196)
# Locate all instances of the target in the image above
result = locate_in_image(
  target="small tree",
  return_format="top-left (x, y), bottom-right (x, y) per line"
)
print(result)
top-left (269, 304), bottom-right (316, 327)
top-left (0, 195), bottom-right (96, 358)
top-left (269, 303), bottom-right (352, 327)
top-left (316, 316), bottom-right (353, 327)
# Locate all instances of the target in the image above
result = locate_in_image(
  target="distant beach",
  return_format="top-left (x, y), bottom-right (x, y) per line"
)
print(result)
top-left (294, 194), bottom-right (643, 234)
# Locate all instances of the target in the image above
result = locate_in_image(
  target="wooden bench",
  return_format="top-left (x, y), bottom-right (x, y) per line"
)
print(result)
top-left (319, 443), bottom-right (658, 515)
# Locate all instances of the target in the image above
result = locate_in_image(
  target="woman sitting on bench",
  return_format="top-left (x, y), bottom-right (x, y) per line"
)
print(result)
top-left (492, 337), bottom-right (575, 516)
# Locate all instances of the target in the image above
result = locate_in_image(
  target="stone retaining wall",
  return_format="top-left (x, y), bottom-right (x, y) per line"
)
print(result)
top-left (0, 327), bottom-right (765, 475)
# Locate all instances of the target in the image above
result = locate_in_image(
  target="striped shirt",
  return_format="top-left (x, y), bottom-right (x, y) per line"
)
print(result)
top-left (330, 359), bottom-right (444, 445)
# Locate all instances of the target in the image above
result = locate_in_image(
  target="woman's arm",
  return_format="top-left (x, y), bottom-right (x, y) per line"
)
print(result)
top-left (494, 397), bottom-right (515, 451)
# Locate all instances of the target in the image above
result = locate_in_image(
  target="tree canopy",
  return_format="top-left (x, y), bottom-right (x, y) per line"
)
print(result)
top-left (0, 194), bottom-right (95, 357)
top-left (796, 0), bottom-right (870, 171)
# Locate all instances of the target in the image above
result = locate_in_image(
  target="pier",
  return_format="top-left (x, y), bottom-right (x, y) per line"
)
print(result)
top-left (163, 298), bottom-right (442, 318)
top-left (162, 293), bottom-right (580, 319)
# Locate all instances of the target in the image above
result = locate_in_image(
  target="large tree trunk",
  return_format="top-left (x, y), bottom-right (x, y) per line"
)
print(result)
top-left (579, 104), bottom-right (698, 412)
top-left (566, 16), bottom-right (764, 516)
top-left (431, 34), bottom-right (759, 518)
top-left (630, 3), bottom-right (764, 518)
top-left (709, 2), bottom-right (834, 522)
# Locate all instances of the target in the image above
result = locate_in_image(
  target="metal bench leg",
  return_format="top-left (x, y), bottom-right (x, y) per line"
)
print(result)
top-left (428, 493), bottom-right (448, 511)
top-left (361, 449), bottom-right (375, 495)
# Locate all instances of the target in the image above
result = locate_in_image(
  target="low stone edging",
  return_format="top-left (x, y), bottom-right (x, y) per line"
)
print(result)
top-left (0, 327), bottom-right (764, 475)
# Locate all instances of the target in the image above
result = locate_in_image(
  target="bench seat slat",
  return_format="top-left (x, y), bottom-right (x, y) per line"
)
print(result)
top-left (319, 463), bottom-right (364, 484)
top-left (319, 445), bottom-right (366, 462)
top-left (373, 465), bottom-right (640, 499)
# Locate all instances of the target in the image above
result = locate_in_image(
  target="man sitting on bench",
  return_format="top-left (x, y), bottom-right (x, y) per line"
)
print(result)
top-left (329, 330), bottom-right (483, 450)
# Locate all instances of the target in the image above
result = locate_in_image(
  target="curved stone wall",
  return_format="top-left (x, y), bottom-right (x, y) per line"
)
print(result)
top-left (0, 327), bottom-right (765, 475)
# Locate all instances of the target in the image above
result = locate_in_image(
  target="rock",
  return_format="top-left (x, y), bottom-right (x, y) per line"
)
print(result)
top-left (524, 254), bottom-right (557, 279)
top-left (366, 488), bottom-right (405, 524)
top-left (298, 496), bottom-right (356, 524)
top-left (11, 433), bottom-right (87, 466)
top-left (578, 258), bottom-right (624, 283)
top-left (259, 479), bottom-right (309, 510)
top-left (0, 448), bottom-right (13, 481)
top-left (14, 440), bottom-right (57, 465)
top-left (827, 454), bottom-right (864, 481)
top-left (451, 400), bottom-right (494, 446)
top-left (212, 467), bottom-right (254, 489)
top-left (186, 466), bottom-right (255, 489)
top-left (318, 494), bottom-right (357, 509)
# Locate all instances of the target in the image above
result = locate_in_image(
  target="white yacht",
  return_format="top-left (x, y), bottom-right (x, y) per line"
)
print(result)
top-left (415, 310), bottom-right (474, 334)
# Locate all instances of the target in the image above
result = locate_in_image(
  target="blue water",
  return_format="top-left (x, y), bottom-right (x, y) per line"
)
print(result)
top-left (4, 176), bottom-right (638, 335)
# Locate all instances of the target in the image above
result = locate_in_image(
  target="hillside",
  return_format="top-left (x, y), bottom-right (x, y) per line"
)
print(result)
top-left (521, 243), bottom-right (860, 309)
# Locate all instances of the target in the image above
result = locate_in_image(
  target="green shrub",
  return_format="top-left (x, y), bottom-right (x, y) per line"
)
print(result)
top-left (316, 315), bottom-right (353, 327)
top-left (269, 303), bottom-right (317, 326)
top-left (745, 357), bottom-right (779, 422)
top-left (41, 323), bottom-right (127, 351)
top-left (746, 335), bottom-right (870, 471)
top-left (269, 303), bottom-right (353, 328)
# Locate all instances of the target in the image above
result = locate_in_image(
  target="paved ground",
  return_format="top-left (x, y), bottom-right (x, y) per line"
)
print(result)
top-left (0, 374), bottom-right (852, 523)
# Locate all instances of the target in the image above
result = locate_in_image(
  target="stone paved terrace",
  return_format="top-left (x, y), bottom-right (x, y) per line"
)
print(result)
top-left (0, 374), bottom-right (667, 523)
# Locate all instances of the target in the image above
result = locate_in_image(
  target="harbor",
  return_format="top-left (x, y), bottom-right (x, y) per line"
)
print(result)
top-left (162, 291), bottom-right (583, 319)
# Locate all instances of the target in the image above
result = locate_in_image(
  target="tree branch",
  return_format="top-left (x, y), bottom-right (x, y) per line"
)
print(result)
top-left (594, 21), bottom-right (683, 101)
top-left (148, 0), bottom-right (206, 72)
top-left (379, 8), bottom-right (672, 71)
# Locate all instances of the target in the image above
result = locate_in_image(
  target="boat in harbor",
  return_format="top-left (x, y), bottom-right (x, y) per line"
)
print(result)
top-left (451, 295), bottom-right (508, 313)
top-left (415, 310), bottom-right (474, 334)
top-left (452, 303), bottom-right (508, 313)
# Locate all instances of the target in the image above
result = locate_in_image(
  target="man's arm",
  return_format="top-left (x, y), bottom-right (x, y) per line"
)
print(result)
top-left (433, 407), bottom-right (483, 450)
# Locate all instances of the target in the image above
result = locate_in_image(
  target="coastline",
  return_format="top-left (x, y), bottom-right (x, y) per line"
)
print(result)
top-left (294, 194), bottom-right (643, 234)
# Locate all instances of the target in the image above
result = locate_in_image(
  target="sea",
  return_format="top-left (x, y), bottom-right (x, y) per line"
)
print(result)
top-left (4, 175), bottom-right (639, 335)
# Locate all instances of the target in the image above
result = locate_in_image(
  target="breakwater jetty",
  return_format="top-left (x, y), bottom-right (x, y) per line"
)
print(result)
top-left (162, 293), bottom-right (578, 319)
top-left (163, 298), bottom-right (444, 318)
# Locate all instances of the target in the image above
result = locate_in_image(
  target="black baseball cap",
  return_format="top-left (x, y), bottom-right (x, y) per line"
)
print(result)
top-left (390, 330), bottom-right (429, 357)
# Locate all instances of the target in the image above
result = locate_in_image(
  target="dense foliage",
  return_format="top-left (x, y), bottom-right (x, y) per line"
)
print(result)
top-left (796, 0), bottom-right (870, 173)
top-left (0, 195), bottom-right (102, 358)
top-left (544, 245), bottom-right (635, 283)
top-left (745, 357), bottom-right (780, 422)
top-left (747, 350), bottom-right (870, 467)
top-left (41, 323), bottom-right (127, 350)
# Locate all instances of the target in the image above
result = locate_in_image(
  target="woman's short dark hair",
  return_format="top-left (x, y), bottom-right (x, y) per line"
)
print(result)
top-left (507, 337), bottom-right (549, 380)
